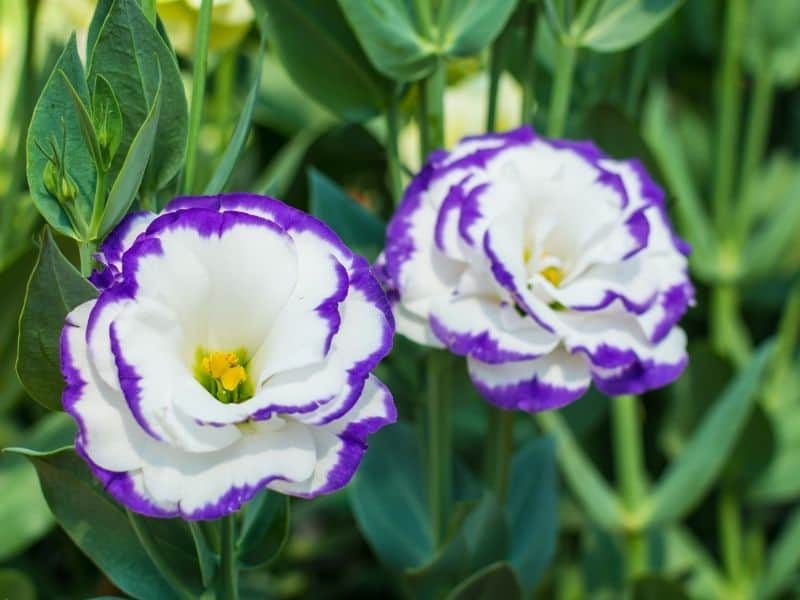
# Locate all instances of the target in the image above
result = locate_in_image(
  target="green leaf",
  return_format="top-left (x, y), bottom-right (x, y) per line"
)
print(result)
top-left (237, 489), bottom-right (291, 569)
top-left (349, 422), bottom-right (434, 571)
top-left (631, 575), bottom-right (690, 599)
top-left (744, 0), bottom-right (800, 86)
top-left (439, 0), bottom-right (518, 57)
top-left (204, 32), bottom-right (268, 194)
top-left (445, 562), bottom-right (523, 600)
top-left (759, 504), bottom-right (800, 598)
top-left (534, 411), bottom-right (624, 530)
top-left (26, 34), bottom-right (96, 239)
top-left (16, 228), bottom-right (98, 411)
top-left (92, 75), bottom-right (124, 171)
top-left (462, 494), bottom-right (509, 571)
top-left (253, 0), bottom-right (390, 121)
top-left (255, 127), bottom-right (323, 197)
top-left (88, 0), bottom-right (187, 192)
top-left (506, 436), bottom-right (558, 591)
top-left (406, 530), bottom-right (470, 599)
top-left (98, 78), bottom-right (162, 238)
top-left (59, 70), bottom-right (104, 172)
top-left (0, 569), bottom-right (35, 600)
top-left (338, 0), bottom-right (438, 81)
top-left (0, 412), bottom-right (76, 561)
top-left (644, 341), bottom-right (774, 525)
top-left (25, 447), bottom-right (189, 599)
top-left (580, 0), bottom-right (685, 53)
top-left (642, 83), bottom-right (716, 275)
top-left (188, 522), bottom-right (218, 588)
top-left (721, 405), bottom-right (775, 488)
top-left (308, 168), bottom-right (386, 262)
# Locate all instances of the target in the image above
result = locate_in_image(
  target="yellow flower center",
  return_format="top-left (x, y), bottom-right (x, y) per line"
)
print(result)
top-left (540, 266), bottom-right (565, 287)
top-left (196, 349), bottom-right (252, 403)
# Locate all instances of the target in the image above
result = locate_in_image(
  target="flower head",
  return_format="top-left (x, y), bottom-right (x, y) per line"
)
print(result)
top-left (378, 127), bottom-right (694, 412)
top-left (63, 194), bottom-right (395, 519)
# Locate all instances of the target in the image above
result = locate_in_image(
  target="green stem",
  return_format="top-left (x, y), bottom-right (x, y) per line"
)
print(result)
top-left (712, 0), bottom-right (747, 232)
top-left (182, 0), bottom-right (214, 195)
top-left (141, 0), bottom-right (157, 25)
top-left (547, 42), bottom-right (577, 137)
top-left (486, 40), bottom-right (502, 133)
top-left (612, 395), bottom-right (648, 579)
top-left (413, 0), bottom-right (434, 37)
top-left (719, 488), bottom-right (743, 587)
top-left (711, 285), bottom-right (751, 368)
top-left (127, 511), bottom-right (195, 600)
top-left (88, 170), bottom-right (107, 238)
top-left (385, 91), bottom-right (403, 205)
top-left (220, 514), bottom-right (239, 600)
top-left (423, 60), bottom-right (447, 152)
top-left (214, 49), bottom-right (237, 157)
top-left (426, 350), bottom-right (452, 547)
top-left (78, 241), bottom-right (96, 277)
top-left (521, 2), bottom-right (539, 126)
top-left (624, 42), bottom-right (652, 119)
top-left (484, 409), bottom-right (515, 503)
top-left (417, 81), bottom-right (431, 165)
top-left (735, 68), bottom-right (774, 241)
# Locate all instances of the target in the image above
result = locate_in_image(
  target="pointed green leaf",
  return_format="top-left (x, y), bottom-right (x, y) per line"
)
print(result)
top-left (16, 228), bottom-right (98, 411)
top-left (59, 70), bottom-right (104, 171)
top-left (26, 34), bottom-right (96, 239)
top-left (507, 436), bottom-right (558, 591)
top-left (24, 448), bottom-right (185, 599)
top-left (759, 505), bottom-right (800, 598)
top-left (253, 0), bottom-right (390, 121)
top-left (98, 80), bottom-right (162, 237)
top-left (337, 0), bottom-right (438, 81)
top-left (439, 0), bottom-right (518, 57)
top-left (580, 0), bottom-right (685, 52)
top-left (445, 562), bottom-right (523, 600)
top-left (89, 0), bottom-right (186, 191)
top-left (644, 341), bottom-right (775, 525)
top-left (308, 168), bottom-right (386, 261)
top-left (237, 490), bottom-right (291, 569)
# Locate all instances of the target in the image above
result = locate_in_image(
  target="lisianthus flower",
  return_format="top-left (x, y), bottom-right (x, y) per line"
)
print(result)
top-left (378, 127), bottom-right (694, 412)
top-left (399, 72), bottom-right (522, 173)
top-left (63, 194), bottom-right (395, 519)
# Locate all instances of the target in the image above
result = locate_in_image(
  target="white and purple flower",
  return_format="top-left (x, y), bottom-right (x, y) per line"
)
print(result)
top-left (378, 127), bottom-right (694, 412)
top-left (62, 194), bottom-right (396, 519)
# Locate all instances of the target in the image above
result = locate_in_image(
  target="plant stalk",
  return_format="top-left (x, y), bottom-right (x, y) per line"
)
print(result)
top-left (78, 241), bottom-right (96, 277)
top-left (719, 487), bottom-right (744, 587)
top-left (426, 350), bottom-right (452, 547)
top-left (547, 41), bottom-right (577, 137)
top-left (423, 60), bottom-right (447, 152)
top-left (182, 0), bottom-right (214, 195)
top-left (712, 0), bottom-right (747, 232)
top-left (612, 395), bottom-right (648, 579)
top-left (521, 2), bottom-right (540, 125)
top-left (385, 91), bottom-right (403, 205)
top-left (711, 284), bottom-right (751, 368)
top-left (485, 408), bottom-right (515, 503)
top-left (220, 514), bottom-right (239, 600)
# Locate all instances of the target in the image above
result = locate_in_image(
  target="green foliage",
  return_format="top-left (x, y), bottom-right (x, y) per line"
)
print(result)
top-left (26, 35), bottom-right (96, 239)
top-left (237, 490), bottom-right (291, 569)
top-left (16, 229), bottom-right (97, 411)
top-left (579, 0), bottom-right (685, 52)
top-left (88, 0), bottom-right (187, 193)
top-left (308, 168), bottom-right (386, 262)
top-left (253, 0), bottom-right (391, 121)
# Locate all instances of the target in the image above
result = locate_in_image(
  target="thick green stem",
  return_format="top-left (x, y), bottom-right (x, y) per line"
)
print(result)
top-left (719, 488), bottom-right (744, 587)
top-left (141, 0), bottom-right (157, 24)
top-left (128, 511), bottom-right (195, 600)
top-left (712, 0), bottom-right (747, 232)
top-left (484, 409), bottom-right (515, 503)
top-left (385, 92), bottom-right (403, 205)
top-left (78, 241), bottom-right (96, 277)
top-left (735, 69), bottom-right (774, 241)
top-left (88, 170), bottom-right (107, 238)
top-left (547, 42), bottom-right (577, 138)
top-left (612, 395), bottom-right (648, 579)
top-left (220, 514), bottom-right (239, 600)
top-left (182, 0), bottom-right (214, 195)
top-left (486, 39), bottom-right (503, 132)
top-left (426, 350), bottom-right (452, 547)
top-left (711, 285), bottom-right (751, 368)
top-left (521, 3), bottom-right (539, 126)
top-left (422, 60), bottom-right (446, 152)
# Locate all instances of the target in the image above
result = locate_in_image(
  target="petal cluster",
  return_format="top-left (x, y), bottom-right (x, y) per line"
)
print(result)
top-left (379, 127), bottom-right (694, 412)
top-left (64, 194), bottom-right (395, 519)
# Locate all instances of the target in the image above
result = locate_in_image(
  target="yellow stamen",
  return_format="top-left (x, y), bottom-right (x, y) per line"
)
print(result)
top-left (540, 266), bottom-right (565, 286)
top-left (220, 365), bottom-right (247, 392)
top-left (202, 351), bottom-right (239, 378)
